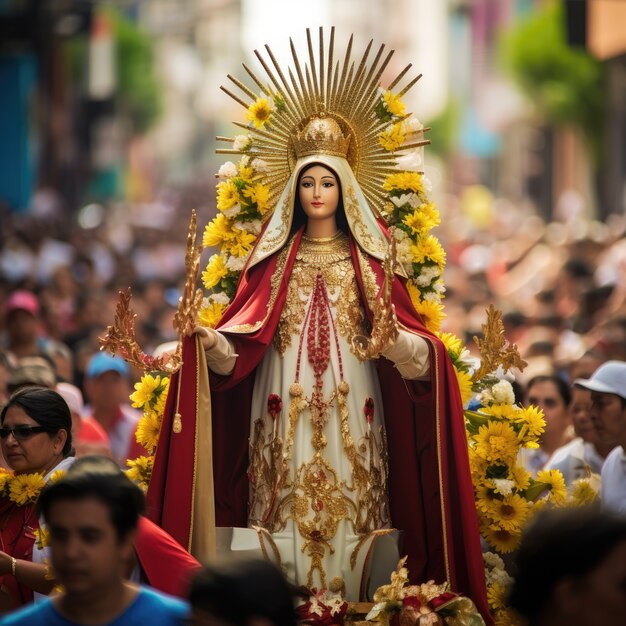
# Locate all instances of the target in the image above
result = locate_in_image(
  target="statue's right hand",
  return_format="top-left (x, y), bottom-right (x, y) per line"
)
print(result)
top-left (192, 326), bottom-right (218, 351)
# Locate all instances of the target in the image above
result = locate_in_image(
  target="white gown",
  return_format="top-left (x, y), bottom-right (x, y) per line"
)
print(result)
top-left (207, 232), bottom-right (429, 598)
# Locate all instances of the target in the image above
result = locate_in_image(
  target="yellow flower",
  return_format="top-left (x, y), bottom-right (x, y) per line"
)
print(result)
top-left (203, 214), bottom-right (234, 249)
top-left (474, 421), bottom-right (518, 464)
top-left (48, 470), bottom-right (66, 484)
top-left (9, 473), bottom-right (46, 506)
top-left (494, 608), bottom-right (524, 626)
top-left (153, 378), bottom-right (169, 416)
top-left (379, 122), bottom-right (406, 151)
top-left (225, 228), bottom-right (256, 257)
top-left (242, 183), bottom-right (271, 215)
top-left (217, 180), bottom-right (240, 212)
top-left (34, 526), bottom-right (50, 550)
top-left (482, 527), bottom-right (521, 554)
top-left (198, 302), bottom-right (227, 329)
top-left (238, 162), bottom-right (254, 181)
top-left (480, 403), bottom-right (519, 422)
top-left (410, 235), bottom-right (446, 268)
top-left (136, 410), bottom-right (162, 453)
top-left (383, 90), bottom-right (406, 117)
top-left (126, 456), bottom-right (154, 490)
top-left (536, 469), bottom-right (567, 504)
top-left (402, 203), bottom-right (440, 235)
top-left (487, 581), bottom-right (508, 612)
top-left (245, 97), bottom-right (272, 129)
top-left (0, 469), bottom-right (12, 495)
top-left (475, 484), bottom-right (499, 514)
top-left (468, 448), bottom-right (488, 478)
top-left (569, 478), bottom-right (599, 506)
top-left (383, 171), bottom-right (424, 194)
top-left (511, 464), bottom-right (531, 491)
top-left (455, 368), bottom-right (474, 406)
top-left (202, 254), bottom-right (229, 290)
top-left (488, 493), bottom-right (529, 532)
top-left (130, 374), bottom-right (162, 409)
top-left (437, 332), bottom-right (463, 358)
top-left (518, 405), bottom-right (545, 439)
top-left (412, 298), bottom-right (445, 333)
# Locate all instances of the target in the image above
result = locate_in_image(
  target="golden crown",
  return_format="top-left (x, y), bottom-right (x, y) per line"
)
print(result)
top-left (292, 116), bottom-right (351, 159)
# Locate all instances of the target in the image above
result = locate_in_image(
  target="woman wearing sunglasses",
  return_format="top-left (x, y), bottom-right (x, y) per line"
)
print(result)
top-left (0, 386), bottom-right (74, 612)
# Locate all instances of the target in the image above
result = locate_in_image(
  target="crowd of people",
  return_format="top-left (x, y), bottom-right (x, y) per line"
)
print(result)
top-left (1, 191), bottom-right (626, 623)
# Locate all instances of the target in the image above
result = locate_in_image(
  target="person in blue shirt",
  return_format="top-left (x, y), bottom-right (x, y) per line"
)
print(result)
top-left (0, 455), bottom-right (189, 625)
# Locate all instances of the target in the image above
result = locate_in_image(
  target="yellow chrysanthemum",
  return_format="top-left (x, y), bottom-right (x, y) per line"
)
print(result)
top-left (216, 180), bottom-right (240, 212)
top-left (245, 97), bottom-right (272, 129)
top-left (238, 163), bottom-right (254, 181)
top-left (202, 254), bottom-right (229, 290)
top-left (487, 581), bottom-right (508, 612)
top-left (383, 90), bottom-right (406, 117)
top-left (437, 332), bottom-right (463, 358)
top-left (203, 214), bottom-right (234, 248)
top-left (468, 448), bottom-right (489, 478)
top-left (242, 183), bottom-right (271, 215)
top-left (34, 526), bottom-right (50, 550)
top-left (153, 379), bottom-right (169, 417)
top-left (536, 469), bottom-right (567, 504)
top-left (455, 368), bottom-right (474, 406)
top-left (126, 456), bottom-right (154, 490)
top-left (198, 302), bottom-right (227, 329)
top-left (9, 473), bottom-right (46, 506)
top-left (480, 403), bottom-right (520, 422)
top-left (482, 527), bottom-right (521, 554)
top-left (488, 493), bottom-right (529, 532)
top-left (383, 171), bottom-right (424, 194)
top-left (411, 298), bottom-right (445, 333)
top-left (379, 122), bottom-right (406, 152)
top-left (518, 405), bottom-right (545, 439)
top-left (49, 470), bottom-right (66, 484)
top-left (475, 485), bottom-right (499, 514)
top-left (511, 464), bottom-right (531, 491)
top-left (402, 203), bottom-right (440, 235)
top-left (0, 469), bottom-right (12, 495)
top-left (136, 410), bottom-right (162, 453)
top-left (474, 421), bottom-right (518, 463)
top-left (410, 235), bottom-right (446, 268)
top-left (130, 374), bottom-right (162, 409)
top-left (568, 478), bottom-right (599, 506)
top-left (225, 228), bottom-right (256, 257)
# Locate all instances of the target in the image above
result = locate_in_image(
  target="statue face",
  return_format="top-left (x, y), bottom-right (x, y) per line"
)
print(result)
top-left (298, 165), bottom-right (339, 223)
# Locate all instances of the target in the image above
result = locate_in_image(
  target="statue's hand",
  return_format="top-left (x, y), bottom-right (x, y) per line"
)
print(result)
top-left (352, 298), bottom-right (399, 360)
top-left (191, 326), bottom-right (218, 351)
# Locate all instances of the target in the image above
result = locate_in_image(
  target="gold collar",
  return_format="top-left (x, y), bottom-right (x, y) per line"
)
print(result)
top-left (296, 231), bottom-right (351, 265)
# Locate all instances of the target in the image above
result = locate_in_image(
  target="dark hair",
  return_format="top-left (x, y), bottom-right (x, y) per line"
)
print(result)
top-left (0, 386), bottom-right (73, 457)
top-left (189, 559), bottom-right (297, 626)
top-left (508, 508), bottom-right (626, 623)
top-left (37, 455), bottom-right (145, 542)
top-left (289, 162), bottom-right (348, 240)
top-left (526, 374), bottom-right (571, 407)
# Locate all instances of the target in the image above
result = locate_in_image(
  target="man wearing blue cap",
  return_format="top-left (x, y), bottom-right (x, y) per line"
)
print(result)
top-left (575, 361), bottom-right (626, 513)
top-left (84, 352), bottom-right (144, 467)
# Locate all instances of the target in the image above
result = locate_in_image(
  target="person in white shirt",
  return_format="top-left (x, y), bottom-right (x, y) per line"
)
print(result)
top-left (575, 361), bottom-right (626, 513)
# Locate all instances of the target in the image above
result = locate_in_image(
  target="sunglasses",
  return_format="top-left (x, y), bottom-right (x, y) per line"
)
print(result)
top-left (0, 426), bottom-right (47, 440)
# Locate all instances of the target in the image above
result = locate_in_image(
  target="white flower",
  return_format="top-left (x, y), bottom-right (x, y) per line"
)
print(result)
top-left (423, 291), bottom-right (441, 303)
top-left (415, 265), bottom-right (440, 287)
top-left (251, 158), bottom-right (269, 173)
top-left (233, 135), bottom-right (251, 151)
top-left (234, 219), bottom-right (261, 234)
top-left (208, 292), bottom-right (231, 305)
top-left (226, 253), bottom-right (250, 271)
top-left (402, 116), bottom-right (424, 134)
top-left (492, 479), bottom-right (515, 496)
top-left (491, 380), bottom-right (516, 405)
top-left (432, 279), bottom-right (445, 293)
top-left (408, 194), bottom-right (422, 209)
top-left (390, 193), bottom-right (414, 208)
top-left (217, 161), bottom-right (237, 179)
top-left (421, 175), bottom-right (433, 194)
top-left (483, 552), bottom-right (505, 571)
top-left (239, 155), bottom-right (250, 168)
top-left (223, 203), bottom-right (242, 219)
top-left (395, 150), bottom-right (423, 172)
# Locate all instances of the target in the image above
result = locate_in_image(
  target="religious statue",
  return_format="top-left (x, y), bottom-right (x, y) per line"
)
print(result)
top-left (144, 29), bottom-right (490, 621)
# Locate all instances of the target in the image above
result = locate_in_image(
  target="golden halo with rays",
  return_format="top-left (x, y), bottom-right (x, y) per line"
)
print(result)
top-left (216, 26), bottom-right (429, 216)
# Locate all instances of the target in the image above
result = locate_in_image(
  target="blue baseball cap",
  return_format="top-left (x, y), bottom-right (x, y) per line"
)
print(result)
top-left (85, 352), bottom-right (129, 379)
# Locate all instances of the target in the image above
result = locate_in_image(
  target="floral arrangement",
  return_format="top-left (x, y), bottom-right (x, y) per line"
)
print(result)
top-left (366, 557), bottom-right (485, 626)
top-left (0, 468), bottom-right (66, 507)
top-left (297, 588), bottom-right (349, 626)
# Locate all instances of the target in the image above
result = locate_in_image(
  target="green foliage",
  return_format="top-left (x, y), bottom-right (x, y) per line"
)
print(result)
top-left (108, 7), bottom-right (162, 134)
top-left (501, 1), bottom-right (605, 157)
